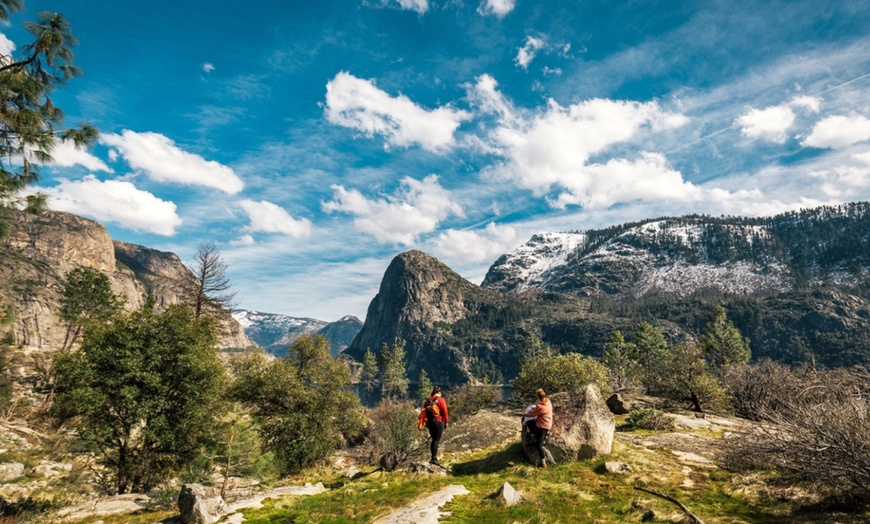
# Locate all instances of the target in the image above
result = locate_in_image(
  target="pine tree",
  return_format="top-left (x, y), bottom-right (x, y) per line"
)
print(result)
top-left (360, 349), bottom-right (379, 404)
top-left (630, 321), bottom-right (669, 394)
top-left (379, 339), bottom-right (409, 400)
top-left (700, 306), bottom-right (751, 375)
top-left (601, 331), bottom-right (639, 392)
top-left (416, 369), bottom-right (433, 400)
top-left (0, 2), bottom-right (97, 233)
top-left (187, 242), bottom-right (236, 318)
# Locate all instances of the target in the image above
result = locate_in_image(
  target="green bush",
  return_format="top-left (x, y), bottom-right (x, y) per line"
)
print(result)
top-left (445, 383), bottom-right (500, 422)
top-left (625, 407), bottom-right (675, 431)
top-left (513, 352), bottom-right (610, 398)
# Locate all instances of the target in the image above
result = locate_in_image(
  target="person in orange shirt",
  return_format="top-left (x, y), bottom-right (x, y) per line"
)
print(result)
top-left (518, 388), bottom-right (552, 466)
top-left (425, 386), bottom-right (449, 466)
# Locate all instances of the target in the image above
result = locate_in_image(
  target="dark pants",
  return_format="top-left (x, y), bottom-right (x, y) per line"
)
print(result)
top-left (525, 420), bottom-right (548, 460)
top-left (427, 420), bottom-right (444, 462)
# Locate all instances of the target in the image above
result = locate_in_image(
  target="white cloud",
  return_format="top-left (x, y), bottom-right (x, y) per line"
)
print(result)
top-left (324, 71), bottom-right (471, 152)
top-left (48, 140), bottom-right (112, 172)
top-left (478, 0), bottom-right (516, 18)
top-left (434, 222), bottom-right (518, 263)
top-left (202, 62), bottom-right (215, 73)
top-left (395, 0), bottom-right (428, 13)
top-left (238, 199), bottom-right (311, 237)
top-left (550, 152), bottom-right (705, 209)
top-left (790, 95), bottom-right (822, 113)
top-left (230, 234), bottom-right (256, 246)
top-left (45, 175), bottom-right (182, 235)
top-left (0, 33), bottom-right (15, 57)
top-left (802, 114), bottom-right (870, 149)
top-left (736, 105), bottom-right (795, 143)
top-left (101, 130), bottom-right (244, 194)
top-left (322, 174), bottom-right (464, 245)
top-left (736, 95), bottom-right (823, 143)
top-left (471, 75), bottom-right (691, 206)
top-left (515, 36), bottom-right (545, 70)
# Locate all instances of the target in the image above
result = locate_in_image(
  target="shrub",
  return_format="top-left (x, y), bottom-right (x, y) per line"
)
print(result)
top-left (722, 359), bottom-right (803, 420)
top-left (445, 383), bottom-right (500, 422)
top-left (513, 353), bottom-right (609, 398)
top-left (724, 366), bottom-right (870, 506)
top-left (365, 400), bottom-right (421, 471)
top-left (625, 407), bottom-right (675, 431)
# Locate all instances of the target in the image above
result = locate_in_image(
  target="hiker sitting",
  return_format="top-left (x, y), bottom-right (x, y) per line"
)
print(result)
top-left (517, 388), bottom-right (553, 466)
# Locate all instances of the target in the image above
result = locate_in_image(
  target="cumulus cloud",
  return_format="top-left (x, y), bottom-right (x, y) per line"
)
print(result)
top-left (202, 62), bottom-right (215, 73)
top-left (101, 130), bottom-right (243, 194)
top-left (322, 174), bottom-right (464, 245)
top-left (434, 222), bottom-right (518, 263)
top-left (736, 96), bottom-right (822, 143)
top-left (230, 234), bottom-right (256, 246)
top-left (515, 36), bottom-right (545, 70)
top-left (324, 71), bottom-right (471, 152)
top-left (238, 199), bottom-right (311, 237)
top-left (0, 33), bottom-right (15, 57)
top-left (48, 140), bottom-right (112, 172)
top-left (470, 74), bottom-right (691, 206)
top-left (478, 0), bottom-right (516, 18)
top-left (45, 175), bottom-right (182, 235)
top-left (802, 114), bottom-right (870, 149)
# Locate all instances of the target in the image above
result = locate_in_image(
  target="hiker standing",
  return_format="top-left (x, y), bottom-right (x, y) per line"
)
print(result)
top-left (424, 386), bottom-right (449, 466)
top-left (518, 388), bottom-right (553, 466)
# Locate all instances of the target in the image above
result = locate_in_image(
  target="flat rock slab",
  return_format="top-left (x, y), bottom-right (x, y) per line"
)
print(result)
top-left (226, 482), bottom-right (327, 513)
top-left (372, 484), bottom-right (470, 524)
top-left (54, 494), bottom-right (152, 520)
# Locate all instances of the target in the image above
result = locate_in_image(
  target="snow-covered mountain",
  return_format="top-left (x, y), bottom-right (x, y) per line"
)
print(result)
top-left (483, 203), bottom-right (870, 299)
top-left (231, 310), bottom-right (362, 357)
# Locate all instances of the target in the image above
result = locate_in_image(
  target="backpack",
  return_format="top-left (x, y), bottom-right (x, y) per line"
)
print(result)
top-left (422, 397), bottom-right (440, 424)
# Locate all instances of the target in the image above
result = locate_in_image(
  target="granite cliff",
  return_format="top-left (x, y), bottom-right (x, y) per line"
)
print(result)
top-left (0, 210), bottom-right (251, 357)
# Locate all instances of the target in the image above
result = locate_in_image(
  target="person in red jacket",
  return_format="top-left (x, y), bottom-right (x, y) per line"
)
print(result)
top-left (518, 388), bottom-right (553, 467)
top-left (425, 386), bottom-right (449, 466)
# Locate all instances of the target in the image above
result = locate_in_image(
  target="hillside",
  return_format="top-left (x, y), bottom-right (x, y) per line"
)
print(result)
top-left (347, 203), bottom-right (870, 384)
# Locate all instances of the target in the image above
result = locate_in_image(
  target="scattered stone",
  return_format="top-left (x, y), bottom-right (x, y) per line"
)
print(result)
top-left (604, 461), bottom-right (633, 474)
top-left (495, 482), bottom-right (522, 506)
top-left (178, 484), bottom-right (227, 524)
top-left (671, 414), bottom-right (711, 430)
top-left (641, 509), bottom-right (655, 522)
top-left (343, 466), bottom-right (362, 479)
top-left (606, 393), bottom-right (631, 415)
top-left (407, 462), bottom-right (448, 476)
top-left (0, 462), bottom-right (24, 481)
top-left (672, 451), bottom-right (713, 465)
top-left (34, 460), bottom-right (72, 478)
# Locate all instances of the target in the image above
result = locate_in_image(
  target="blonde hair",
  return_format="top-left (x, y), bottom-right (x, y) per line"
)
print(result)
top-left (536, 389), bottom-right (546, 400)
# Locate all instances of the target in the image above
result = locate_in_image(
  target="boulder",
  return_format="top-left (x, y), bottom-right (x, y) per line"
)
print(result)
top-left (606, 393), bottom-right (632, 415)
top-left (524, 385), bottom-right (614, 464)
top-left (178, 484), bottom-right (227, 524)
top-left (495, 482), bottom-right (522, 506)
top-left (0, 462), bottom-right (24, 481)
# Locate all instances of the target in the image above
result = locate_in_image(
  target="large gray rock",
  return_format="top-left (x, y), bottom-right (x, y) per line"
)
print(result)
top-left (524, 385), bottom-right (614, 464)
top-left (178, 484), bottom-right (227, 524)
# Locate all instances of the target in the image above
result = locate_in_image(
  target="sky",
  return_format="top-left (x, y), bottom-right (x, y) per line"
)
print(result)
top-left (4, 0), bottom-right (870, 321)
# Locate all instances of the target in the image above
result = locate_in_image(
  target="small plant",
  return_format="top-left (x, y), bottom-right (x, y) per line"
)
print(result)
top-left (625, 407), bottom-right (675, 431)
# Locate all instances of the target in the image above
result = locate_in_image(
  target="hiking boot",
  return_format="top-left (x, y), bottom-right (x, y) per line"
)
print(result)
top-left (429, 459), bottom-right (442, 467)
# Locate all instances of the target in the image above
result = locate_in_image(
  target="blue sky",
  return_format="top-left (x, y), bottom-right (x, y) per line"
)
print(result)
top-left (4, 0), bottom-right (870, 320)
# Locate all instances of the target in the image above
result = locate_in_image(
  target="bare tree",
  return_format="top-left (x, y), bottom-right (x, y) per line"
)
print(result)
top-left (188, 242), bottom-right (236, 318)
